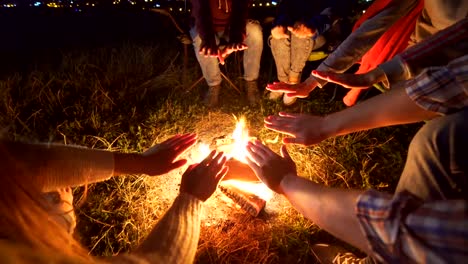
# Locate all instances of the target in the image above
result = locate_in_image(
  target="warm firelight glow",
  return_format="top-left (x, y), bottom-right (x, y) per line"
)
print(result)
top-left (194, 116), bottom-right (273, 202)
top-left (223, 180), bottom-right (273, 201)
top-left (227, 116), bottom-right (250, 163)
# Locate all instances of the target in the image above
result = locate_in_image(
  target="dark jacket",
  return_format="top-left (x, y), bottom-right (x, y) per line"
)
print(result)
top-left (274, 0), bottom-right (357, 35)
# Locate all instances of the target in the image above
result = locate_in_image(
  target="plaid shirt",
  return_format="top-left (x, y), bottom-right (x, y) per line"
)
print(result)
top-left (356, 190), bottom-right (468, 263)
top-left (405, 55), bottom-right (468, 114)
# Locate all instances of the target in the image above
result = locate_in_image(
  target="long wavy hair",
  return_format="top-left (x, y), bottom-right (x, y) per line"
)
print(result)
top-left (0, 142), bottom-right (92, 262)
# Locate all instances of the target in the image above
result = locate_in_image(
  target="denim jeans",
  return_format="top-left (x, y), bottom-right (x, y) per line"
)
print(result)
top-left (270, 34), bottom-right (326, 83)
top-left (190, 20), bottom-right (263, 87)
top-left (396, 108), bottom-right (468, 200)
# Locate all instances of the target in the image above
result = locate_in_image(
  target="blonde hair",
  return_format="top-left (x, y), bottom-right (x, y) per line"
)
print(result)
top-left (0, 142), bottom-right (93, 262)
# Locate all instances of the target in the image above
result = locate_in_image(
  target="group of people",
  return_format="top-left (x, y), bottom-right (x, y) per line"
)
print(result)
top-left (190, 0), bottom-right (354, 107)
top-left (1, 0), bottom-right (467, 263)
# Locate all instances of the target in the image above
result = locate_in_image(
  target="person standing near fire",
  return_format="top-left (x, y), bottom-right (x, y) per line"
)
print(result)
top-left (268, 0), bottom-right (355, 105)
top-left (0, 134), bottom-right (229, 263)
top-left (190, 0), bottom-right (263, 107)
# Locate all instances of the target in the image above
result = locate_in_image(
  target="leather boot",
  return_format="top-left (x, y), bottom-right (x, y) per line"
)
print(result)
top-left (245, 80), bottom-right (260, 106)
top-left (204, 85), bottom-right (221, 108)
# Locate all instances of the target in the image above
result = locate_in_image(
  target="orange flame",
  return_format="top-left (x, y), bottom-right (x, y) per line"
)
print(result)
top-left (195, 116), bottom-right (273, 202)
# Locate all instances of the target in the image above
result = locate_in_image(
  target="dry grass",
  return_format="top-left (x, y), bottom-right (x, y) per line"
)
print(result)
top-left (0, 42), bottom-right (418, 263)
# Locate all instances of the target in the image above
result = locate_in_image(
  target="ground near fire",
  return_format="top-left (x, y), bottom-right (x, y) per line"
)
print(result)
top-left (1, 7), bottom-right (420, 264)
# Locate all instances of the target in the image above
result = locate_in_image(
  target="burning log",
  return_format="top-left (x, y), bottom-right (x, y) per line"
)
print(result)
top-left (223, 159), bottom-right (259, 182)
top-left (219, 184), bottom-right (266, 217)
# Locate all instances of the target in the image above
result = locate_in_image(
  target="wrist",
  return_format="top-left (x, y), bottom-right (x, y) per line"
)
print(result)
top-left (278, 173), bottom-right (299, 194)
top-left (113, 152), bottom-right (145, 175)
top-left (322, 114), bottom-right (341, 139)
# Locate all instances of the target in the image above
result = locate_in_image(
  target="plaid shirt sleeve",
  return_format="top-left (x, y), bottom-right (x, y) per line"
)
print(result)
top-left (379, 18), bottom-right (468, 85)
top-left (356, 190), bottom-right (468, 263)
top-left (405, 55), bottom-right (468, 114)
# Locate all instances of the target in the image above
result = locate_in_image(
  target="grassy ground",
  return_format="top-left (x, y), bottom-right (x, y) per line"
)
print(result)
top-left (0, 40), bottom-right (420, 263)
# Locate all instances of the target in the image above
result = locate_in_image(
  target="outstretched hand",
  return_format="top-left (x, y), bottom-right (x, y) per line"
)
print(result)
top-left (264, 112), bottom-right (330, 146)
top-left (266, 77), bottom-right (319, 98)
top-left (142, 133), bottom-right (197, 176)
top-left (180, 150), bottom-right (228, 201)
top-left (312, 68), bottom-right (386, 89)
top-left (199, 39), bottom-right (219, 58)
top-left (246, 140), bottom-right (297, 194)
top-left (218, 42), bottom-right (248, 65)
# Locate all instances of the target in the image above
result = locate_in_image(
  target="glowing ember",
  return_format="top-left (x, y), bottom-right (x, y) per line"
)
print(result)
top-left (222, 180), bottom-right (273, 202)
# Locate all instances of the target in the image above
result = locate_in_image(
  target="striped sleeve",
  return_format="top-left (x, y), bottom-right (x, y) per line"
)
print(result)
top-left (356, 190), bottom-right (468, 263)
top-left (405, 55), bottom-right (468, 114)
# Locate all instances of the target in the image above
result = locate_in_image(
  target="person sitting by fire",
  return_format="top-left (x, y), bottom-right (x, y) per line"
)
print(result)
top-left (0, 133), bottom-right (228, 263)
top-left (248, 20), bottom-right (468, 263)
top-left (268, 0), bottom-right (356, 106)
top-left (190, 0), bottom-right (263, 107)
top-left (266, 0), bottom-right (467, 106)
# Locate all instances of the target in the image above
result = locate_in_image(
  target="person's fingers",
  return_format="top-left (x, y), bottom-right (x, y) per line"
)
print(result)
top-left (280, 145), bottom-right (292, 160)
top-left (278, 112), bottom-right (300, 118)
top-left (200, 150), bottom-right (217, 166)
top-left (283, 137), bottom-right (304, 145)
top-left (170, 159), bottom-right (188, 170)
top-left (246, 143), bottom-right (265, 164)
top-left (245, 155), bottom-right (260, 174)
top-left (184, 163), bottom-right (198, 175)
top-left (264, 124), bottom-right (296, 137)
top-left (215, 166), bottom-right (229, 183)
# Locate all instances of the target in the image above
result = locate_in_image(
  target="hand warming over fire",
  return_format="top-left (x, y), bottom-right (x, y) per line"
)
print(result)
top-left (245, 140), bottom-right (297, 194)
top-left (180, 150), bottom-right (228, 201)
top-left (312, 68), bottom-right (387, 89)
top-left (140, 133), bottom-right (198, 176)
top-left (265, 112), bottom-right (330, 146)
top-left (266, 77), bottom-right (319, 99)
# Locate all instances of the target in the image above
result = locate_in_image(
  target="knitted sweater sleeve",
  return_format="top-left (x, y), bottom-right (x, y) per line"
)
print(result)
top-left (110, 193), bottom-right (203, 264)
top-left (1, 140), bottom-right (114, 192)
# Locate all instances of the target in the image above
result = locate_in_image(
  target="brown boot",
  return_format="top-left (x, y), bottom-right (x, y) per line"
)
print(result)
top-left (245, 81), bottom-right (260, 106)
top-left (204, 85), bottom-right (221, 108)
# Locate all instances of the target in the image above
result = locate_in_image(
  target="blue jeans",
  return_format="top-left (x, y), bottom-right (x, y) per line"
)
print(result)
top-left (396, 108), bottom-right (468, 200)
top-left (190, 20), bottom-right (263, 87)
top-left (270, 34), bottom-right (326, 83)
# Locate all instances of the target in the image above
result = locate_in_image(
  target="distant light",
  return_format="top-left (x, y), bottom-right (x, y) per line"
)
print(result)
top-left (169, 7), bottom-right (172, 11)
top-left (33, 1), bottom-right (42, 6)
top-left (91, 3), bottom-right (95, 6)
top-left (272, 1), bottom-right (277, 5)
top-left (266, 3), bottom-right (270, 6)
top-left (155, 4), bottom-right (160, 7)
top-left (144, 0), bottom-right (148, 2)
top-left (362, 10), bottom-right (366, 13)
top-left (179, 7), bottom-right (182, 11)
top-left (259, 3), bottom-right (262, 6)
top-left (252, 3), bottom-right (255, 7)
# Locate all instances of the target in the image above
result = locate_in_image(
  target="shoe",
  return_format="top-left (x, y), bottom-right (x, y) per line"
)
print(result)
top-left (283, 76), bottom-right (299, 106)
top-left (311, 244), bottom-right (363, 264)
top-left (268, 91), bottom-right (283, 100)
top-left (204, 85), bottom-right (221, 108)
top-left (283, 94), bottom-right (297, 106)
top-left (245, 81), bottom-right (260, 106)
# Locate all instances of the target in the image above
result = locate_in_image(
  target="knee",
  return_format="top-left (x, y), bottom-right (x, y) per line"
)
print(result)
top-left (410, 109), bottom-right (468, 164)
top-left (246, 20), bottom-right (263, 44)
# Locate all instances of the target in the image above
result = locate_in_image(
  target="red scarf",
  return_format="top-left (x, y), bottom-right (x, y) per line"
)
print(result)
top-left (344, 0), bottom-right (424, 106)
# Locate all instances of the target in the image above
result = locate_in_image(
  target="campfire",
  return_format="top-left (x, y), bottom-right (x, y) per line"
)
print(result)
top-left (195, 116), bottom-right (273, 217)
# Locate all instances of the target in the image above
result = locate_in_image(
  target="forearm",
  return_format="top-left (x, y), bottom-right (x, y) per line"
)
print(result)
top-left (133, 193), bottom-right (203, 264)
top-left (1, 141), bottom-right (115, 192)
top-left (318, 0), bottom-right (418, 81)
top-left (280, 175), bottom-right (370, 254)
top-left (229, 0), bottom-right (248, 42)
top-left (324, 84), bottom-right (438, 137)
top-left (379, 19), bottom-right (468, 84)
top-left (192, 0), bottom-right (215, 41)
